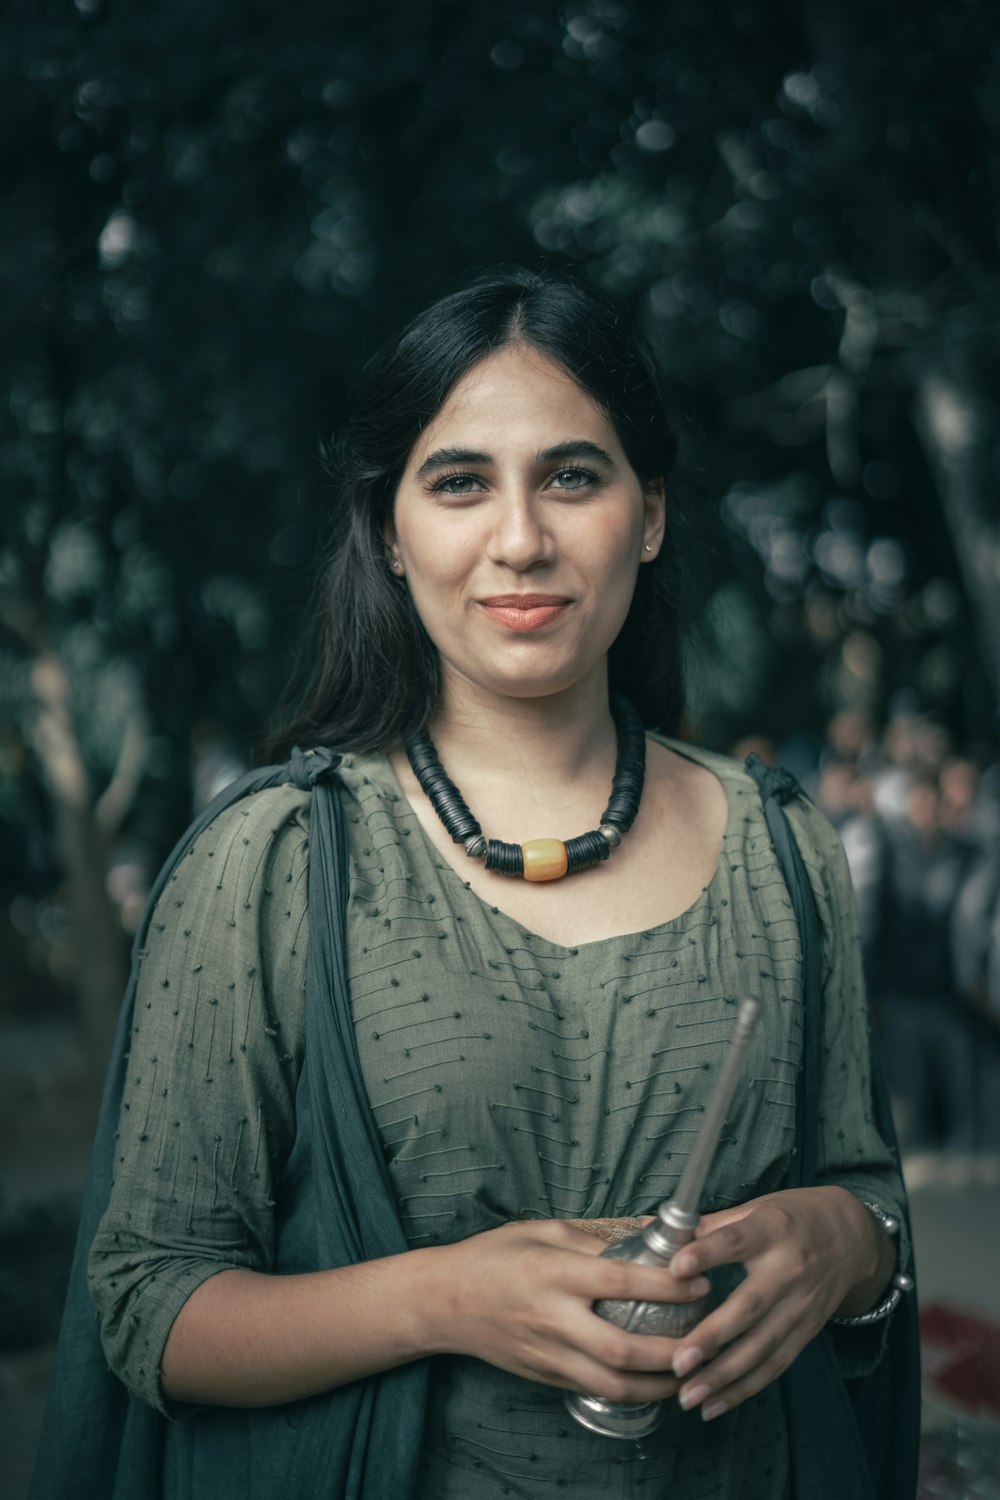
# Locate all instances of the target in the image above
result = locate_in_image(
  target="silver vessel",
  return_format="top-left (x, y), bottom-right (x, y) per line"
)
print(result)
top-left (565, 997), bottom-right (760, 1439)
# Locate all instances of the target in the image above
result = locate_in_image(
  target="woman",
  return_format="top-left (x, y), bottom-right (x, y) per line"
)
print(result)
top-left (55, 268), bottom-right (911, 1499)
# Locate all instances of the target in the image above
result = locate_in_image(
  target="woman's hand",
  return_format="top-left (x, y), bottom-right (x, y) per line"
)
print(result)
top-left (424, 1219), bottom-right (711, 1405)
top-left (663, 1186), bottom-right (894, 1421)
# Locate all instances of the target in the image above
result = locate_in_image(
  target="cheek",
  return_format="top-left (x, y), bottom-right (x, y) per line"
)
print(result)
top-left (402, 528), bottom-right (474, 590)
top-left (587, 511), bottom-right (644, 584)
top-left (397, 521), bottom-right (482, 624)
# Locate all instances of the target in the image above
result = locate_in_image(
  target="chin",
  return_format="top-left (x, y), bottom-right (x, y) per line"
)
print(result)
top-left (438, 629), bottom-right (619, 705)
top-left (454, 660), bottom-right (604, 704)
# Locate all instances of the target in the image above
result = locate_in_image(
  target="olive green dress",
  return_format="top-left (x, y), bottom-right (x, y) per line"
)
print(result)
top-left (88, 739), bottom-right (908, 1500)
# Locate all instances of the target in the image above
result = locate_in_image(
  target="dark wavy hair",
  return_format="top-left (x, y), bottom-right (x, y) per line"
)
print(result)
top-left (266, 264), bottom-right (684, 758)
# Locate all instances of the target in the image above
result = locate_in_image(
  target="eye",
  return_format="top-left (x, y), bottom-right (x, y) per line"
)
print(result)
top-left (550, 467), bottom-right (600, 491)
top-left (429, 470), bottom-right (484, 495)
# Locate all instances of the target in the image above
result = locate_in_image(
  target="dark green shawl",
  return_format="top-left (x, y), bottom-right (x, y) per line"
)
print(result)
top-left (30, 750), bottom-right (429, 1500)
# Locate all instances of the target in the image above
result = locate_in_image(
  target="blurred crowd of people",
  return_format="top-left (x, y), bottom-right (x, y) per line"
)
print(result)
top-left (737, 701), bottom-right (1000, 1153)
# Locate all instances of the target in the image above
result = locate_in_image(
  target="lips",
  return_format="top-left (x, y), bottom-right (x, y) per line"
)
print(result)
top-left (476, 594), bottom-right (573, 633)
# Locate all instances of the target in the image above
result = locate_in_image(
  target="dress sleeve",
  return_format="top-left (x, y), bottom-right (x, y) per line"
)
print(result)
top-left (783, 796), bottom-right (913, 1378)
top-left (86, 785), bottom-right (311, 1414)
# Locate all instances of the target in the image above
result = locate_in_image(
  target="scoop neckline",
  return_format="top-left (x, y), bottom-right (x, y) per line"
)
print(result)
top-left (346, 736), bottom-right (743, 959)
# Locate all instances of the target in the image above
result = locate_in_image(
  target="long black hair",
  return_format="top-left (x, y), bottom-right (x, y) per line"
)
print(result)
top-left (266, 265), bottom-right (684, 758)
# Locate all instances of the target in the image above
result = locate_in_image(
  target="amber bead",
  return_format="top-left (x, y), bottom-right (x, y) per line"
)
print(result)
top-left (521, 839), bottom-right (569, 882)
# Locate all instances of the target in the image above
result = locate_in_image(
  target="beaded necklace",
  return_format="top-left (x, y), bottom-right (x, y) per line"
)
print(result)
top-left (404, 695), bottom-right (646, 882)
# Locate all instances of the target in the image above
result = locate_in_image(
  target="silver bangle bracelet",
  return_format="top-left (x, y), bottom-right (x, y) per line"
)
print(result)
top-left (829, 1197), bottom-right (915, 1328)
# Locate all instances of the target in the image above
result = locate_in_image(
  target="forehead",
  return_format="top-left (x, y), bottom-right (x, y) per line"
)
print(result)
top-left (408, 344), bottom-right (620, 462)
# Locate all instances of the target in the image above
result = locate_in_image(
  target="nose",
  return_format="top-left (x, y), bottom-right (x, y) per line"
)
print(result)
top-left (485, 489), bottom-right (553, 572)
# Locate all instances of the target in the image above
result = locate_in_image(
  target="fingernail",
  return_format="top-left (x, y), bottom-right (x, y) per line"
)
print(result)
top-left (678, 1382), bottom-right (710, 1411)
top-left (702, 1400), bottom-right (728, 1422)
top-left (672, 1253), bottom-right (697, 1276)
top-left (673, 1346), bottom-right (704, 1378)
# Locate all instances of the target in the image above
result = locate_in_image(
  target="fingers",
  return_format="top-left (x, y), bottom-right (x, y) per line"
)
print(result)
top-left (491, 1288), bottom-right (684, 1400)
top-left (668, 1270), bottom-right (791, 1381)
top-left (444, 1220), bottom-right (710, 1397)
top-left (674, 1305), bottom-right (813, 1421)
top-left (543, 1317), bottom-right (682, 1402)
top-left (553, 1238), bottom-right (712, 1307)
top-left (586, 1316), bottom-right (684, 1383)
top-left (669, 1207), bottom-right (778, 1280)
top-left (668, 1220), bottom-right (816, 1376)
top-left (590, 1261), bottom-right (712, 1305)
top-left (508, 1221), bottom-right (710, 1304)
top-left (669, 1272), bottom-right (825, 1418)
top-left (662, 1207), bottom-right (816, 1418)
top-left (561, 1360), bottom-right (681, 1404)
top-left (638, 1192), bottom-right (871, 1420)
top-left (691, 1203), bottom-right (759, 1238)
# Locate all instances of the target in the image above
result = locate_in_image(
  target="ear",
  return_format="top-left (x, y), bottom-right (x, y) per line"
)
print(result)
top-left (641, 478), bottom-right (666, 560)
top-left (382, 512), bottom-right (404, 576)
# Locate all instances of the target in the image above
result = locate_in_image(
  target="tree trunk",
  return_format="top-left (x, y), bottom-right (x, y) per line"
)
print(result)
top-left (913, 367), bottom-right (1000, 711)
top-left (28, 654), bottom-right (128, 1067)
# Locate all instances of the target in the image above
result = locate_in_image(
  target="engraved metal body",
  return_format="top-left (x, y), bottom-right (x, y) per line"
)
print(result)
top-left (565, 998), bottom-right (760, 1439)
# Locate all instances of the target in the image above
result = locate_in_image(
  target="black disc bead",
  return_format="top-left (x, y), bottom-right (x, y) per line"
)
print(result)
top-left (601, 696), bottom-right (646, 833)
top-left (565, 830), bottom-right (612, 874)
top-left (485, 840), bottom-right (524, 876)
top-left (405, 735), bottom-right (482, 843)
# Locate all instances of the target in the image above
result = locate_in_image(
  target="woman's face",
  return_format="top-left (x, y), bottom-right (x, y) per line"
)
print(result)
top-left (386, 343), bottom-right (665, 710)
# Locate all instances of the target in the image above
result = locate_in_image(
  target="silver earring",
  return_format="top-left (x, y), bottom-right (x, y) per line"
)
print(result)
top-left (643, 544), bottom-right (652, 553)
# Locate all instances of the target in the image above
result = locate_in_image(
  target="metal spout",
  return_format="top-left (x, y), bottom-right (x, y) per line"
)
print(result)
top-left (669, 997), bottom-right (759, 1219)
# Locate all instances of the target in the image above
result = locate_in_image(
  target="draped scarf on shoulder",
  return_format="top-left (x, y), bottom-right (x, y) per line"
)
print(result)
top-left (30, 750), bottom-right (429, 1500)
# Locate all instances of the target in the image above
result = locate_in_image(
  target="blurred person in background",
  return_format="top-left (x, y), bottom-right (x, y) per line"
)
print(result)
top-left (727, 731), bottom-right (777, 768)
top-left (950, 748), bottom-right (1000, 1149)
top-left (858, 767), bottom-right (977, 1149)
top-left (824, 710), bottom-right (877, 768)
top-left (814, 731), bottom-right (886, 984)
top-left (939, 753), bottom-right (1000, 851)
top-left (815, 754), bottom-right (859, 833)
top-left (870, 702), bottom-right (951, 826)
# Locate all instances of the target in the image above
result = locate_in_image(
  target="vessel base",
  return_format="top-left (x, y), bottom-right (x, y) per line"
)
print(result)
top-left (563, 1390), bottom-right (664, 1439)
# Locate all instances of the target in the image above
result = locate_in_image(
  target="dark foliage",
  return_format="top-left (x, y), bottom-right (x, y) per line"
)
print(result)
top-left (1, 0), bottom-right (997, 877)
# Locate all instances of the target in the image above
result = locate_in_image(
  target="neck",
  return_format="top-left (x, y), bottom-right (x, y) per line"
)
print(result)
top-left (428, 667), bottom-right (618, 792)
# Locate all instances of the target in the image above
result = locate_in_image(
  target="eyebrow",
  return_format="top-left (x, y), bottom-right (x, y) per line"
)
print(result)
top-left (414, 439), bottom-right (619, 478)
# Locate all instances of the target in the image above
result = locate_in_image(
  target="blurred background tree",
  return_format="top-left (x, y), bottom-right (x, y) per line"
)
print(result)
top-left (1, 0), bottom-right (997, 1062)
